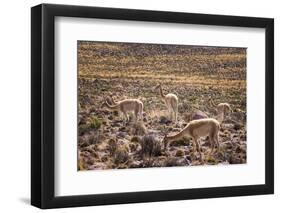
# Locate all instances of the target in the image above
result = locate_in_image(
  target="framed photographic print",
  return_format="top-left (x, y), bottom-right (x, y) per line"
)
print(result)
top-left (31, 3), bottom-right (274, 209)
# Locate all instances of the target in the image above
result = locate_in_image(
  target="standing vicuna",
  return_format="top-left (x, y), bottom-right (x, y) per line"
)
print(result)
top-left (163, 118), bottom-right (220, 161)
top-left (101, 98), bottom-right (143, 123)
top-left (186, 102), bottom-right (231, 123)
top-left (155, 84), bottom-right (178, 122)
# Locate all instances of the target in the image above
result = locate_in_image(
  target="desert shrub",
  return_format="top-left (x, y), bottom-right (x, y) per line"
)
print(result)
top-left (107, 138), bottom-right (117, 156)
top-left (88, 134), bottom-right (100, 145)
top-left (178, 100), bottom-right (192, 113)
top-left (114, 147), bottom-right (129, 164)
top-left (229, 155), bottom-right (243, 164)
top-left (132, 121), bottom-right (147, 136)
top-left (80, 146), bottom-right (94, 153)
top-left (150, 156), bottom-right (167, 167)
top-left (129, 143), bottom-right (138, 152)
top-left (131, 136), bottom-right (141, 143)
top-left (78, 157), bottom-right (87, 170)
top-left (113, 110), bottom-right (119, 116)
top-left (90, 116), bottom-right (102, 129)
top-left (79, 140), bottom-right (90, 148)
top-left (101, 155), bottom-right (109, 162)
top-left (164, 157), bottom-right (187, 167)
top-left (205, 155), bottom-right (218, 165)
top-left (117, 164), bottom-right (129, 169)
top-left (140, 134), bottom-right (162, 158)
top-left (78, 124), bottom-right (91, 136)
top-left (175, 149), bottom-right (185, 157)
top-left (79, 118), bottom-right (102, 135)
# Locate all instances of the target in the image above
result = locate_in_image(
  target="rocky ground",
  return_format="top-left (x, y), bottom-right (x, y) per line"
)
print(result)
top-left (77, 42), bottom-right (247, 171)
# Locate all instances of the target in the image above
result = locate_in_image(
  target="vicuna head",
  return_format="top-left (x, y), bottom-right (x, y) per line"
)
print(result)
top-left (217, 103), bottom-right (232, 115)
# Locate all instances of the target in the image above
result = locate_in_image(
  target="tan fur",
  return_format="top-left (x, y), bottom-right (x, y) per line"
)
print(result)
top-left (155, 84), bottom-right (178, 122)
top-left (102, 98), bottom-right (143, 122)
top-left (163, 118), bottom-right (220, 160)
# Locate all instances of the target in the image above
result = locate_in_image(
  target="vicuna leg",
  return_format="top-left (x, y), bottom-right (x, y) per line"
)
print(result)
top-left (170, 108), bottom-right (174, 121)
top-left (121, 110), bottom-right (129, 123)
top-left (134, 109), bottom-right (139, 122)
top-left (166, 102), bottom-right (172, 120)
top-left (174, 110), bottom-right (178, 123)
top-left (167, 107), bottom-right (171, 120)
top-left (210, 137), bottom-right (215, 154)
top-left (139, 103), bottom-right (143, 121)
top-left (172, 101), bottom-right (178, 122)
top-left (214, 133), bottom-right (219, 153)
top-left (193, 137), bottom-right (202, 161)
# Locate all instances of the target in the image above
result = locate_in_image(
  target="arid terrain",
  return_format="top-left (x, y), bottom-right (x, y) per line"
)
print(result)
top-left (77, 41), bottom-right (247, 171)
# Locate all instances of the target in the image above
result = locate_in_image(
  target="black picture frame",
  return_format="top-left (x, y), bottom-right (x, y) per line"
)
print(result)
top-left (31, 3), bottom-right (274, 209)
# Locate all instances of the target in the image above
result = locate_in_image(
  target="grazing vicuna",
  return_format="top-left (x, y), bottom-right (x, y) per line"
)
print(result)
top-left (101, 98), bottom-right (143, 123)
top-left (155, 84), bottom-right (178, 122)
top-left (163, 118), bottom-right (220, 161)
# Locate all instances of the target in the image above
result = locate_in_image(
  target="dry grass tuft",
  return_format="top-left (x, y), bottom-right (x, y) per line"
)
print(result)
top-left (114, 146), bottom-right (130, 165)
top-left (140, 134), bottom-right (162, 158)
top-left (132, 121), bottom-right (147, 136)
top-left (107, 138), bottom-right (117, 156)
top-left (175, 149), bottom-right (185, 157)
top-left (89, 116), bottom-right (102, 129)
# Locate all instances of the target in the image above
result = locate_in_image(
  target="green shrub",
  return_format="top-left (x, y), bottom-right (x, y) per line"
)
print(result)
top-left (90, 117), bottom-right (102, 129)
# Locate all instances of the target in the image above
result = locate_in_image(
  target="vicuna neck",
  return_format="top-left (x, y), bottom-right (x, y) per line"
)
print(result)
top-left (166, 129), bottom-right (187, 142)
top-left (105, 101), bottom-right (118, 110)
top-left (159, 85), bottom-right (165, 99)
top-left (217, 111), bottom-right (224, 123)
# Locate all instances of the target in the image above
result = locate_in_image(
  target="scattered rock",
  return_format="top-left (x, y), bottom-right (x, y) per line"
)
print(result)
top-left (116, 132), bottom-right (126, 138)
top-left (159, 116), bottom-right (172, 125)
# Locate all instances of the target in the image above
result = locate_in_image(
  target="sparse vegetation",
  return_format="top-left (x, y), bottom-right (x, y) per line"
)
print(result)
top-left (113, 146), bottom-right (130, 165)
top-left (140, 134), bottom-right (162, 158)
top-left (89, 116), bottom-right (102, 129)
top-left (77, 41), bottom-right (247, 170)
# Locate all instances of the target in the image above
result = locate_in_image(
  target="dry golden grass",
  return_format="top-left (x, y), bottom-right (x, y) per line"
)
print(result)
top-left (77, 41), bottom-right (247, 170)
